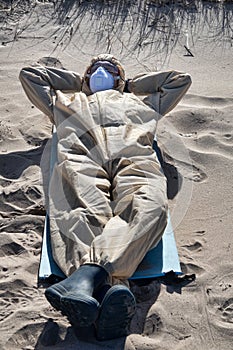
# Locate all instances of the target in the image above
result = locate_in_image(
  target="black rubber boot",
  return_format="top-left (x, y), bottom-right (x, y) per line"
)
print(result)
top-left (45, 264), bottom-right (109, 327)
top-left (95, 285), bottom-right (136, 341)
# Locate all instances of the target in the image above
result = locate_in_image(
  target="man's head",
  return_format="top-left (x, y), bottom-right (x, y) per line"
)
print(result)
top-left (82, 54), bottom-right (125, 95)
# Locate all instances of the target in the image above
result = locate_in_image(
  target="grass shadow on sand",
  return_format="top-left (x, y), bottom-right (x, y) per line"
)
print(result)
top-left (45, 0), bottom-right (233, 66)
top-left (1, 1), bottom-right (232, 67)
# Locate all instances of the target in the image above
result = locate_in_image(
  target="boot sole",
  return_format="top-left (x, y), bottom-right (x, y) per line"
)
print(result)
top-left (45, 288), bottom-right (64, 313)
top-left (45, 286), bottom-right (66, 315)
top-left (96, 285), bottom-right (136, 341)
top-left (61, 293), bottom-right (100, 327)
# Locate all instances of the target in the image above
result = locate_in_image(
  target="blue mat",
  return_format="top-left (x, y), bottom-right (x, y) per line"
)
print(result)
top-left (38, 128), bottom-right (182, 285)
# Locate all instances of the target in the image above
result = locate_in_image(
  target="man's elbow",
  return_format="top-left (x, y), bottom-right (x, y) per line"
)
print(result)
top-left (184, 73), bottom-right (192, 89)
top-left (178, 73), bottom-right (192, 94)
top-left (19, 67), bottom-right (31, 85)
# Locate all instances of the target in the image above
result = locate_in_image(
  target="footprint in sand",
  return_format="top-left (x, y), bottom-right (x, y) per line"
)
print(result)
top-left (195, 131), bottom-right (233, 160)
top-left (5, 322), bottom-right (45, 350)
top-left (206, 273), bottom-right (233, 331)
top-left (0, 299), bottom-right (14, 323)
top-left (182, 239), bottom-right (204, 252)
top-left (0, 185), bottom-right (43, 215)
top-left (180, 237), bottom-right (206, 276)
top-left (218, 298), bottom-right (233, 324)
top-left (0, 121), bottom-right (13, 141)
top-left (0, 241), bottom-right (27, 257)
top-left (37, 56), bottom-right (64, 69)
top-left (172, 159), bottom-right (207, 183)
top-left (143, 313), bottom-right (163, 336)
top-left (0, 294), bottom-right (32, 323)
top-left (180, 262), bottom-right (205, 276)
top-left (189, 164), bottom-right (207, 183)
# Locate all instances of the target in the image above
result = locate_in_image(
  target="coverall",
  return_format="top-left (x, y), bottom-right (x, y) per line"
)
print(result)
top-left (19, 66), bottom-right (191, 283)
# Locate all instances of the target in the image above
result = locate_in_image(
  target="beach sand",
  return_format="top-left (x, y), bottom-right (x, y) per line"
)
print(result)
top-left (0, 1), bottom-right (232, 349)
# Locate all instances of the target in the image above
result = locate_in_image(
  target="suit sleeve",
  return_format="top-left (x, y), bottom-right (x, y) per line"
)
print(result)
top-left (128, 70), bottom-right (192, 116)
top-left (19, 65), bottom-right (82, 122)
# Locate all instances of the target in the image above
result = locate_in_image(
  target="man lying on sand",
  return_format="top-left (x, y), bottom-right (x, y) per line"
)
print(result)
top-left (19, 54), bottom-right (191, 340)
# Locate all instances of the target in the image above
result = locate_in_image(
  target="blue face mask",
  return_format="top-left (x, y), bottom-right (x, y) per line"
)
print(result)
top-left (89, 66), bottom-right (114, 93)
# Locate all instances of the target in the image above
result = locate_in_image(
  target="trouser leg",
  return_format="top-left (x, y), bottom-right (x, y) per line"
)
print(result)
top-left (49, 155), bottom-right (112, 276)
top-left (90, 154), bottom-right (168, 280)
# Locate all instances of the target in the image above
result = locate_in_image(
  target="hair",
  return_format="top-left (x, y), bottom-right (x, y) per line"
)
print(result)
top-left (82, 54), bottom-right (125, 95)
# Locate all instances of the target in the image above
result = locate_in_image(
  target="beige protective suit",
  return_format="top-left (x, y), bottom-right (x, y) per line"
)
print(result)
top-left (19, 65), bottom-right (191, 283)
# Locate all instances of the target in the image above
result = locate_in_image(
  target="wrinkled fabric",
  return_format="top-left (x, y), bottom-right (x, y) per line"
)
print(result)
top-left (19, 65), bottom-right (191, 282)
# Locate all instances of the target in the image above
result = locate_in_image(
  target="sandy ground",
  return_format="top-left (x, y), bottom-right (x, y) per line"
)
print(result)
top-left (0, 1), bottom-right (233, 349)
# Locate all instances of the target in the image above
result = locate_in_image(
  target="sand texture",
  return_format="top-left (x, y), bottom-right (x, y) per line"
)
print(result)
top-left (0, 1), bottom-right (233, 349)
